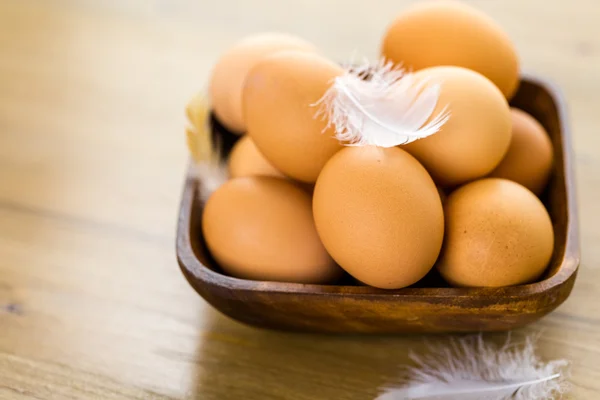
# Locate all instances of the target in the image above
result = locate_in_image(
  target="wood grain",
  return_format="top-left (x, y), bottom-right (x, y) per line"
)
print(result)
top-left (1, 0), bottom-right (600, 398)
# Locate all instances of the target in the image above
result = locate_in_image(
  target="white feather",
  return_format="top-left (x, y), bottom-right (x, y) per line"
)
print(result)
top-left (376, 334), bottom-right (570, 400)
top-left (314, 59), bottom-right (449, 148)
top-left (191, 162), bottom-right (229, 203)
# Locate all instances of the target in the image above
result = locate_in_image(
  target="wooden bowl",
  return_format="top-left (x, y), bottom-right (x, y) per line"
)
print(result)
top-left (176, 74), bottom-right (580, 333)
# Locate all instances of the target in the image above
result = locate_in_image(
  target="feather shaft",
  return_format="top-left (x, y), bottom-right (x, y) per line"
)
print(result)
top-left (396, 373), bottom-right (562, 398)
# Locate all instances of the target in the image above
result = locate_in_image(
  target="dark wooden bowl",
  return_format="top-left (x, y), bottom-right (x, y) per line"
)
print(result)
top-left (176, 74), bottom-right (580, 333)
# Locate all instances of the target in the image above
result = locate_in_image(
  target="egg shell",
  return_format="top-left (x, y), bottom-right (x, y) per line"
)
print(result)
top-left (227, 136), bottom-right (315, 193)
top-left (402, 66), bottom-right (512, 187)
top-left (202, 176), bottom-right (341, 284)
top-left (243, 51), bottom-right (344, 183)
top-left (209, 33), bottom-right (316, 134)
top-left (437, 178), bottom-right (554, 287)
top-left (228, 136), bottom-right (284, 179)
top-left (381, 0), bottom-right (519, 99)
top-left (489, 108), bottom-right (554, 195)
top-left (313, 146), bottom-right (444, 289)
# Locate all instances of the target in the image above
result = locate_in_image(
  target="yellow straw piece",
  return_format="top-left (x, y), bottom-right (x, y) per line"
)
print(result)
top-left (186, 91), bottom-right (210, 132)
top-left (186, 126), bottom-right (202, 163)
top-left (185, 92), bottom-right (214, 163)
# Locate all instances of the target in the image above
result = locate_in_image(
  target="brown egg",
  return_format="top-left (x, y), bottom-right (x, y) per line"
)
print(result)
top-left (202, 176), bottom-right (341, 283)
top-left (437, 178), bottom-right (554, 287)
top-left (243, 51), bottom-right (344, 183)
top-left (228, 136), bottom-right (284, 179)
top-left (209, 33), bottom-right (316, 134)
top-left (402, 66), bottom-right (512, 187)
top-left (381, 0), bottom-right (519, 99)
top-left (489, 108), bottom-right (554, 195)
top-left (313, 146), bottom-right (444, 289)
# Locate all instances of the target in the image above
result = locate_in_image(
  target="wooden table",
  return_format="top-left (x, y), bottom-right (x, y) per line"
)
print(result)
top-left (1, 1), bottom-right (599, 398)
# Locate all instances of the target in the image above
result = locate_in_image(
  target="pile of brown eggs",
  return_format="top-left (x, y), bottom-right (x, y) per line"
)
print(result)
top-left (189, 1), bottom-right (555, 290)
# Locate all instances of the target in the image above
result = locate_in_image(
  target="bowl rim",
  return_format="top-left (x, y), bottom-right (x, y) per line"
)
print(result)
top-left (176, 73), bottom-right (580, 300)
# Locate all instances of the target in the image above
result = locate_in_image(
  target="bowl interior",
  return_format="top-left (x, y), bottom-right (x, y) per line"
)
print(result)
top-left (181, 75), bottom-right (578, 296)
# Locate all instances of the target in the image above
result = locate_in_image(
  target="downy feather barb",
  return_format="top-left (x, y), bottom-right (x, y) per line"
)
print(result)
top-left (375, 334), bottom-right (570, 400)
top-left (313, 59), bottom-right (449, 148)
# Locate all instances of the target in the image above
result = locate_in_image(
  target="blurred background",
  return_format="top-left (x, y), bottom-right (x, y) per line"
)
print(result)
top-left (1, 1), bottom-right (599, 399)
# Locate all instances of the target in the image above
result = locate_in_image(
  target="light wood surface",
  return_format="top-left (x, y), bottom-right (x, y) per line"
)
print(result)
top-left (1, 0), bottom-right (599, 398)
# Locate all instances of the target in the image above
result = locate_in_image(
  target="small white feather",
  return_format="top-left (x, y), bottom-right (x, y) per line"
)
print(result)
top-left (314, 59), bottom-right (449, 148)
top-left (191, 162), bottom-right (229, 203)
top-left (376, 334), bottom-right (570, 400)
